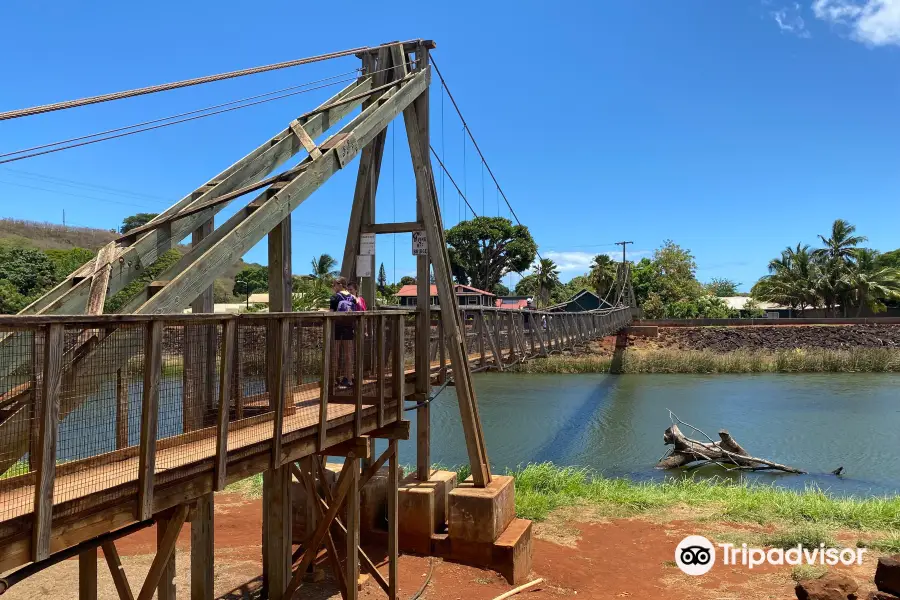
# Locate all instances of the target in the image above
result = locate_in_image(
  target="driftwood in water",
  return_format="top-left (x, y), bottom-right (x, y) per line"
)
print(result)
top-left (657, 424), bottom-right (806, 474)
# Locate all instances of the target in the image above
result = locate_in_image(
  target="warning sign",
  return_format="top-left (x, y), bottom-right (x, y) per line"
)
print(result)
top-left (412, 231), bottom-right (427, 256)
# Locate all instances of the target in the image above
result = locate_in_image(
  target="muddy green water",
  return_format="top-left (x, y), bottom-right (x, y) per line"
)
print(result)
top-left (395, 373), bottom-right (900, 496)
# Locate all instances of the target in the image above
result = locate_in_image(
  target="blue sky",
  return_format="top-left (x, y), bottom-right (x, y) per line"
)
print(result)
top-left (1, 1), bottom-right (899, 292)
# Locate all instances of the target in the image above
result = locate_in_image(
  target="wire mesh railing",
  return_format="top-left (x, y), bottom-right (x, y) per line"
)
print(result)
top-left (0, 311), bottom-right (409, 533)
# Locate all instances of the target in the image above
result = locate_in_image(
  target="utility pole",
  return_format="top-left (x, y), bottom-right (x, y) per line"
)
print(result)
top-left (614, 241), bottom-right (633, 307)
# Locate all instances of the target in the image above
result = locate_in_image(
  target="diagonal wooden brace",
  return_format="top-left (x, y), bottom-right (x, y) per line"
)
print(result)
top-left (289, 120), bottom-right (323, 160)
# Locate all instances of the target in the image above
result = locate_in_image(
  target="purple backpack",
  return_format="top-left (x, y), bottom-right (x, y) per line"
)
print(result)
top-left (336, 292), bottom-right (358, 312)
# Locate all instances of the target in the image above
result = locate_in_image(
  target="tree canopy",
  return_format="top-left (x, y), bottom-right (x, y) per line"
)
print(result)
top-left (232, 264), bottom-right (268, 297)
top-left (120, 213), bottom-right (158, 234)
top-left (445, 216), bottom-right (537, 291)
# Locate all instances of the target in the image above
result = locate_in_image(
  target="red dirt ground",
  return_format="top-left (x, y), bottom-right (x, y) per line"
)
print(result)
top-left (4, 492), bottom-right (878, 600)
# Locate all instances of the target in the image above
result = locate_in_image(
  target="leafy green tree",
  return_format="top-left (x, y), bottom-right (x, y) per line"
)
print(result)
top-left (233, 264), bottom-right (268, 297)
top-left (752, 243), bottom-right (820, 314)
top-left (0, 280), bottom-right (28, 314)
top-left (398, 275), bottom-right (416, 287)
top-left (292, 277), bottom-right (331, 311)
top-left (45, 247), bottom-right (95, 281)
top-left (742, 298), bottom-right (765, 318)
top-left (877, 249), bottom-right (900, 269)
top-left (120, 213), bottom-right (158, 234)
top-left (445, 216), bottom-right (537, 291)
top-left (589, 255), bottom-right (618, 300)
top-left (0, 246), bottom-right (57, 298)
top-left (377, 263), bottom-right (388, 293)
top-left (514, 274), bottom-right (537, 297)
top-left (310, 254), bottom-right (339, 281)
top-left (704, 277), bottom-right (741, 297)
top-left (492, 282), bottom-right (510, 296)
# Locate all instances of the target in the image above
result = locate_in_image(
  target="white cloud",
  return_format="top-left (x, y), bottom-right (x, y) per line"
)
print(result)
top-left (542, 250), bottom-right (650, 273)
top-left (812, 0), bottom-right (900, 46)
top-left (772, 2), bottom-right (812, 37)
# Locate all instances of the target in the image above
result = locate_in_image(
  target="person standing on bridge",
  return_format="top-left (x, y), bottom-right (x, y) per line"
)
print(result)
top-left (330, 277), bottom-right (358, 389)
top-left (348, 281), bottom-right (367, 311)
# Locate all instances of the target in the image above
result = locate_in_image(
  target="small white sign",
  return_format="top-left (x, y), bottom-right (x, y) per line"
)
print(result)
top-left (356, 255), bottom-right (372, 278)
top-left (359, 232), bottom-right (375, 256)
top-left (412, 231), bottom-right (427, 256)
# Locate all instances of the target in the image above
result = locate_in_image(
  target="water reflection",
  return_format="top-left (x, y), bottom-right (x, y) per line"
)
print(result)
top-left (397, 373), bottom-right (900, 497)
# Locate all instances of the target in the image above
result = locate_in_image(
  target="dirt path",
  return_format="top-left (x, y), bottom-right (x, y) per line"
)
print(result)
top-left (0, 494), bottom-right (882, 599)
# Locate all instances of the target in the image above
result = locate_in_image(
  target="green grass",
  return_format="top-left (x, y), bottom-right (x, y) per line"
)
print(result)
top-left (225, 473), bottom-right (263, 498)
top-left (509, 348), bottom-right (900, 374)
top-left (791, 564), bottom-right (828, 581)
top-left (510, 463), bottom-right (900, 532)
top-left (762, 524), bottom-right (835, 549)
top-left (0, 460), bottom-right (29, 480)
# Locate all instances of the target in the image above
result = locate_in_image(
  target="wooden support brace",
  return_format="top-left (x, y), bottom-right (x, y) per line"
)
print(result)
top-left (318, 320), bottom-right (333, 451)
top-left (289, 119), bottom-right (323, 159)
top-left (320, 436), bottom-right (371, 459)
top-left (137, 321), bottom-right (163, 521)
top-left (102, 540), bottom-right (135, 600)
top-left (366, 420), bottom-right (410, 440)
top-left (79, 546), bottom-right (98, 600)
top-left (214, 319), bottom-right (235, 491)
top-left (136, 505), bottom-right (188, 600)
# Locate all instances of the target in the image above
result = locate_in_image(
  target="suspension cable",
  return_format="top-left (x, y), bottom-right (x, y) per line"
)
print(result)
top-left (0, 39), bottom-right (431, 121)
top-left (429, 145), bottom-right (478, 217)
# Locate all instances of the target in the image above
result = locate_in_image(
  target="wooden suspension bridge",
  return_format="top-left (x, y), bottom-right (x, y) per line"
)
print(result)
top-left (0, 39), bottom-right (634, 599)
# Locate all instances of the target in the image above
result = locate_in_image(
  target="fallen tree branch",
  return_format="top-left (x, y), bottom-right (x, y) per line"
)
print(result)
top-left (657, 422), bottom-right (806, 474)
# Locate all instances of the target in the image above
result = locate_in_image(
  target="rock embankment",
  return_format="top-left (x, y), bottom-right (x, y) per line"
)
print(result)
top-left (652, 325), bottom-right (900, 352)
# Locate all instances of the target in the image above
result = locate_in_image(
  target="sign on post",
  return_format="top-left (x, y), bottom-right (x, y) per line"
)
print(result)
top-left (412, 231), bottom-right (427, 256)
top-left (359, 232), bottom-right (375, 256)
top-left (356, 255), bottom-right (373, 278)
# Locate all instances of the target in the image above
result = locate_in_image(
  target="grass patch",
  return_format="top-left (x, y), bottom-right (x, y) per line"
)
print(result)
top-left (762, 524), bottom-right (835, 549)
top-left (224, 473), bottom-right (263, 499)
top-left (509, 348), bottom-right (900, 374)
top-left (858, 534), bottom-right (900, 553)
top-left (510, 463), bottom-right (900, 533)
top-left (791, 564), bottom-right (828, 581)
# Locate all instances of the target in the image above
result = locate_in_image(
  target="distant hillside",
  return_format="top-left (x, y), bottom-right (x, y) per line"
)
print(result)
top-left (0, 218), bottom-right (117, 252)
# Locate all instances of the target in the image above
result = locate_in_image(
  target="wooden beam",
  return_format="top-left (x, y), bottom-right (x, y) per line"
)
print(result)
top-left (190, 494), bottom-right (214, 600)
top-left (392, 315), bottom-right (404, 422)
top-left (318, 321), bottom-right (332, 451)
top-left (137, 321), bottom-right (163, 521)
top-left (262, 466), bottom-right (291, 600)
top-left (269, 318), bottom-right (288, 469)
top-left (289, 120), bottom-right (323, 160)
top-left (359, 221), bottom-right (423, 234)
top-left (138, 71), bottom-right (428, 315)
top-left (388, 438), bottom-right (399, 600)
top-left (320, 436), bottom-right (371, 459)
top-left (346, 456), bottom-right (360, 600)
top-left (32, 323), bottom-right (63, 561)
top-left (101, 541), bottom-right (135, 600)
top-left (395, 46), bottom-right (491, 486)
top-left (86, 242), bottom-right (116, 314)
top-left (156, 512), bottom-right (177, 600)
top-left (115, 369), bottom-right (129, 450)
top-left (354, 316), bottom-right (364, 437)
top-left (365, 420), bottom-right (410, 441)
top-left (214, 320), bottom-right (235, 491)
top-left (136, 504), bottom-right (188, 600)
top-left (79, 546), bottom-right (98, 600)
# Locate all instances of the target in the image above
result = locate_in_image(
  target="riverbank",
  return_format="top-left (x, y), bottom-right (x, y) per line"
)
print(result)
top-left (510, 346), bottom-right (900, 373)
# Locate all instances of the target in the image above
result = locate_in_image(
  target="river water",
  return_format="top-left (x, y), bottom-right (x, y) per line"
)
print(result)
top-left (395, 373), bottom-right (900, 497)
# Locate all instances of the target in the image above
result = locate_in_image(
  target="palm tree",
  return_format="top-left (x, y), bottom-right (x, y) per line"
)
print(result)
top-left (812, 219), bottom-right (866, 316)
top-left (846, 249), bottom-right (900, 316)
top-left (310, 254), bottom-right (339, 282)
top-left (533, 258), bottom-right (560, 307)
top-left (589, 254), bottom-right (617, 302)
top-left (753, 244), bottom-right (820, 315)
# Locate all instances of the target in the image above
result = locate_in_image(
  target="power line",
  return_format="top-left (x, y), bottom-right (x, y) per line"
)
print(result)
top-left (1, 167), bottom-right (173, 204)
top-left (0, 179), bottom-right (165, 211)
top-left (0, 70), bottom-right (362, 161)
top-left (0, 76), bottom-right (361, 165)
top-left (0, 39), bottom-right (431, 121)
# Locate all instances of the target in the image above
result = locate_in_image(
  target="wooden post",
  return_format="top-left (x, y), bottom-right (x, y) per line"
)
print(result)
top-left (156, 512), bottom-right (177, 600)
top-left (392, 314), bottom-right (405, 422)
top-left (346, 456), bottom-right (360, 600)
top-left (79, 546), bottom-right (98, 600)
top-left (354, 315), bottom-right (364, 437)
top-left (102, 541), bottom-right (135, 600)
top-left (32, 323), bottom-right (63, 562)
top-left (477, 309), bottom-right (487, 368)
top-left (396, 43), bottom-right (491, 486)
top-left (191, 493), bottom-right (214, 600)
top-left (214, 319), bottom-right (235, 491)
top-left (115, 368), bottom-right (129, 449)
top-left (377, 314), bottom-right (386, 427)
top-left (388, 439), bottom-right (399, 600)
top-left (262, 466), bottom-right (291, 600)
top-left (137, 320), bottom-right (163, 522)
top-left (269, 318), bottom-right (288, 468)
top-left (438, 314), bottom-right (446, 384)
top-left (318, 320), bottom-right (332, 451)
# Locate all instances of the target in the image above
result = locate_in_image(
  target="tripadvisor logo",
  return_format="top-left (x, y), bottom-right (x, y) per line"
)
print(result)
top-left (674, 535), bottom-right (867, 576)
top-left (675, 535), bottom-right (716, 576)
